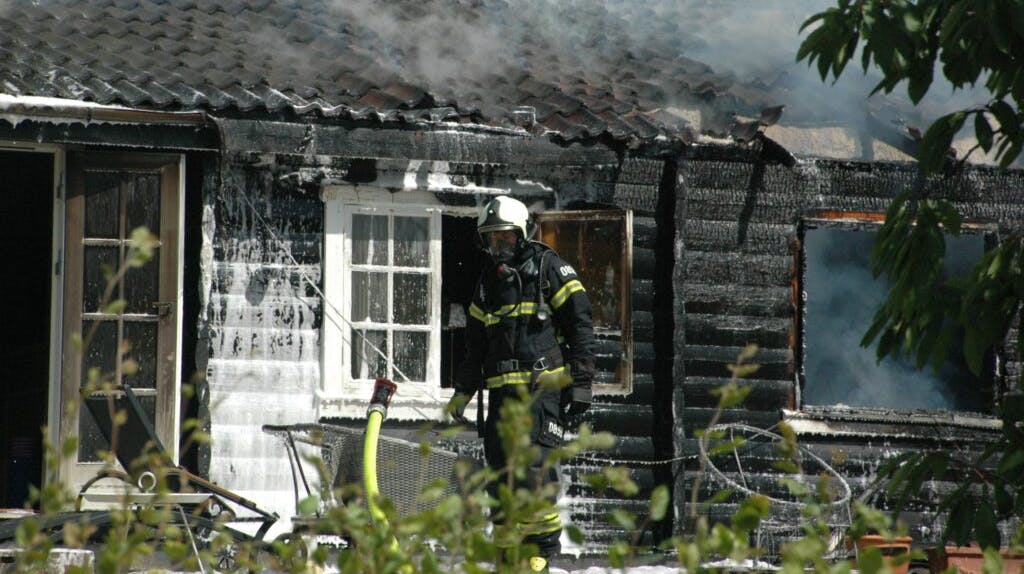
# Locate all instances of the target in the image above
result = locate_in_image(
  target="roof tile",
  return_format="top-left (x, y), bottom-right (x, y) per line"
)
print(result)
top-left (357, 88), bottom-right (406, 110)
top-left (0, 0), bottom-right (786, 143)
top-left (542, 91), bottom-right (582, 116)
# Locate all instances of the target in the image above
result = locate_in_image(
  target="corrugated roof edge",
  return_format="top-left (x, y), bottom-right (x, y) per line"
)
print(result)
top-left (0, 93), bottom-right (207, 126)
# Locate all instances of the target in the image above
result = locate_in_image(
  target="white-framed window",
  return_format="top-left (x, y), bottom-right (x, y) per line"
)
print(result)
top-left (322, 187), bottom-right (446, 419)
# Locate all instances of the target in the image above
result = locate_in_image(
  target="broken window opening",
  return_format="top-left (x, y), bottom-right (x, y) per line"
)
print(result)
top-left (799, 223), bottom-right (992, 413)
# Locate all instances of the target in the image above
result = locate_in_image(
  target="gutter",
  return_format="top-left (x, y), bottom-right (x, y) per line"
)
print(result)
top-left (0, 94), bottom-right (208, 127)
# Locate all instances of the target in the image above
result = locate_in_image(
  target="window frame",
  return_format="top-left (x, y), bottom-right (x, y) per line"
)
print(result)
top-left (791, 213), bottom-right (1002, 434)
top-left (535, 209), bottom-right (633, 395)
top-left (321, 187), bottom-right (448, 419)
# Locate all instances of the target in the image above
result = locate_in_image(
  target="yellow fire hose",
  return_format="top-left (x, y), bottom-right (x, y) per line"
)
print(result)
top-left (363, 407), bottom-right (387, 524)
top-left (363, 378), bottom-right (411, 570)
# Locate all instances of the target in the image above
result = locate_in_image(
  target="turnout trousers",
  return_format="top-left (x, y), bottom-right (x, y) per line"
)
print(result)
top-left (483, 383), bottom-right (564, 558)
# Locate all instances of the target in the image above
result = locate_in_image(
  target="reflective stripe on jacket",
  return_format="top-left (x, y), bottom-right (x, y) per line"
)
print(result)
top-left (455, 242), bottom-right (596, 394)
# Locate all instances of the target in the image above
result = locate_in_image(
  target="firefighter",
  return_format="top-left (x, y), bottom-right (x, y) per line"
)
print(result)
top-left (448, 195), bottom-right (596, 573)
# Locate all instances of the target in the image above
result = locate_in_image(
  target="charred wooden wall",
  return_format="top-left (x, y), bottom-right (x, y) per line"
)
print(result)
top-left (565, 157), bottom-right (672, 547)
top-left (674, 154), bottom-right (1024, 543)
top-left (198, 124), bottom-right (673, 548)
top-left (201, 151), bottom-right (326, 518)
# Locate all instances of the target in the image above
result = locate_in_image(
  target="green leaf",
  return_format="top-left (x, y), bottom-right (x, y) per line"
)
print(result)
top-left (946, 495), bottom-right (976, 546)
top-left (990, 100), bottom-right (1019, 139)
top-left (940, 1), bottom-right (971, 44)
top-left (799, 10), bottom-right (828, 34)
top-left (998, 449), bottom-right (1024, 475)
top-left (920, 111), bottom-right (967, 172)
top-left (975, 498), bottom-right (1001, 549)
top-left (737, 343), bottom-right (759, 362)
top-left (902, 8), bottom-right (922, 33)
top-left (976, 112), bottom-right (995, 152)
top-left (858, 546), bottom-right (884, 574)
top-left (709, 437), bottom-right (748, 457)
top-left (649, 484), bottom-right (670, 522)
top-left (732, 495), bottom-right (770, 532)
top-left (608, 540), bottom-right (629, 569)
top-left (726, 363), bottom-right (760, 379)
top-left (983, 546), bottom-right (1005, 574)
top-left (699, 488), bottom-right (735, 511)
top-left (297, 495), bottom-right (319, 516)
top-left (566, 524), bottom-right (585, 545)
top-left (908, 63), bottom-right (934, 103)
top-left (608, 508), bottom-right (636, 530)
top-left (963, 326), bottom-right (985, 376)
top-left (995, 484), bottom-right (1014, 516)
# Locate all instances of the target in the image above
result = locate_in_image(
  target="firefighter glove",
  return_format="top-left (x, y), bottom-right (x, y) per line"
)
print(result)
top-left (561, 385), bottom-right (592, 421)
top-left (447, 391), bottom-right (473, 425)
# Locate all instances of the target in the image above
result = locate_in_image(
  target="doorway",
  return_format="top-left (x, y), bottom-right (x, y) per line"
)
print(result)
top-left (0, 150), bottom-right (56, 509)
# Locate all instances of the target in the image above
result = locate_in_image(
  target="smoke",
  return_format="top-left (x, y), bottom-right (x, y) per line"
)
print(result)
top-left (803, 228), bottom-right (985, 412)
top-left (322, 0), bottom-right (990, 127)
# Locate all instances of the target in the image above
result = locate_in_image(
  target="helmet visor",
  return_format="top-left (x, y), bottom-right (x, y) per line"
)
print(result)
top-left (481, 229), bottom-right (519, 262)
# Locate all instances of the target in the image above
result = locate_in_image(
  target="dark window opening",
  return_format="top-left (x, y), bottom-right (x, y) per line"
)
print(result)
top-left (801, 225), bottom-right (990, 413)
top-left (440, 215), bottom-right (483, 388)
top-left (0, 151), bottom-right (54, 508)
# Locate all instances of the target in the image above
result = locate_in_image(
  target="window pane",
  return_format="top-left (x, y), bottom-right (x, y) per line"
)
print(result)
top-left (538, 218), bottom-right (624, 329)
top-left (394, 330), bottom-right (427, 382)
top-left (352, 213), bottom-right (388, 265)
top-left (80, 320), bottom-right (118, 388)
top-left (79, 394), bottom-right (155, 462)
top-left (125, 173), bottom-right (160, 235)
top-left (393, 273), bottom-right (429, 325)
top-left (78, 406), bottom-right (107, 463)
top-left (83, 246), bottom-right (119, 312)
top-left (351, 329), bottom-right (388, 380)
top-left (394, 216), bottom-right (429, 267)
top-left (351, 271), bottom-right (388, 322)
top-left (123, 321), bottom-right (157, 389)
top-left (84, 172), bottom-right (120, 239)
top-left (124, 249), bottom-right (159, 313)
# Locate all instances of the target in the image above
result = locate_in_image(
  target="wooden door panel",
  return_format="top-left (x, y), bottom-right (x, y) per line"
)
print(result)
top-left (61, 152), bottom-right (181, 489)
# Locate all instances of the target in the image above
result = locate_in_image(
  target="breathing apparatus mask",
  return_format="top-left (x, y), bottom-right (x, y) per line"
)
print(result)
top-left (477, 196), bottom-right (531, 266)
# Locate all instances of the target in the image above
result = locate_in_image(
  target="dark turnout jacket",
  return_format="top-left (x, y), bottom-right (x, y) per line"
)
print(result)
top-left (455, 241), bottom-right (596, 399)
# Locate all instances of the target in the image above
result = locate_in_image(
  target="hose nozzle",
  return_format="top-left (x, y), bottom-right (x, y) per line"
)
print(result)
top-left (367, 378), bottom-right (398, 419)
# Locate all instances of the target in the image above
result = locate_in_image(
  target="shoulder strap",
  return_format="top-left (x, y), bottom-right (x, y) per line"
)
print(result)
top-left (535, 248), bottom-right (554, 320)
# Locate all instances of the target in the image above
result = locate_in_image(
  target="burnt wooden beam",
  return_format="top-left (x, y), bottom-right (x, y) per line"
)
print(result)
top-left (214, 118), bottom-right (620, 166)
top-left (0, 119), bottom-right (219, 151)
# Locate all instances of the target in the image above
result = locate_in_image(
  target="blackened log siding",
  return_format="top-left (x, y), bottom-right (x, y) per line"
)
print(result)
top-left (198, 139), bottom-right (674, 550)
top-left (203, 152), bottom-right (324, 518)
top-left (674, 156), bottom-right (1023, 544)
top-left (565, 158), bottom-right (669, 547)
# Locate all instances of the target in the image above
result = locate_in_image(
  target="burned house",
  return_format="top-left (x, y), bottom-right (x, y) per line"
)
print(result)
top-left (1, 0), bottom-right (1019, 552)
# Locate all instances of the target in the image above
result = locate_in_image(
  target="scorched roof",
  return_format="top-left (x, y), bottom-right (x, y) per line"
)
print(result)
top-left (0, 0), bottom-right (790, 143)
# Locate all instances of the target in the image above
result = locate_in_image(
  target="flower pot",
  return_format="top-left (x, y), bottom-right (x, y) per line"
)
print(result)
top-left (849, 534), bottom-right (913, 574)
top-left (928, 545), bottom-right (1024, 574)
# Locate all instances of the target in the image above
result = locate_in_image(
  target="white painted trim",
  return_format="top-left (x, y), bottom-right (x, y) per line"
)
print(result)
top-left (0, 142), bottom-right (68, 480)
top-left (321, 187), bottom-right (454, 421)
top-left (170, 154), bottom-right (186, 464)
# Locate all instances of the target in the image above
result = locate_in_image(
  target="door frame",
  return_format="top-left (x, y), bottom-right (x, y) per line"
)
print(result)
top-left (0, 140), bottom-right (65, 481)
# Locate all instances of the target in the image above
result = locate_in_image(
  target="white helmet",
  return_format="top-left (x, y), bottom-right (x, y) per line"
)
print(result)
top-left (477, 195), bottom-right (530, 238)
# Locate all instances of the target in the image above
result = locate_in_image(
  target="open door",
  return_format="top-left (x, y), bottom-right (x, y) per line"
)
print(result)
top-left (0, 146), bottom-right (59, 509)
top-left (60, 152), bottom-right (183, 491)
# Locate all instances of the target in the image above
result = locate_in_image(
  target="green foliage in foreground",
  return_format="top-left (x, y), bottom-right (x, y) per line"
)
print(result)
top-left (800, 0), bottom-right (1024, 553)
top-left (798, 0), bottom-right (1024, 172)
top-left (7, 233), bottom-right (1024, 573)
